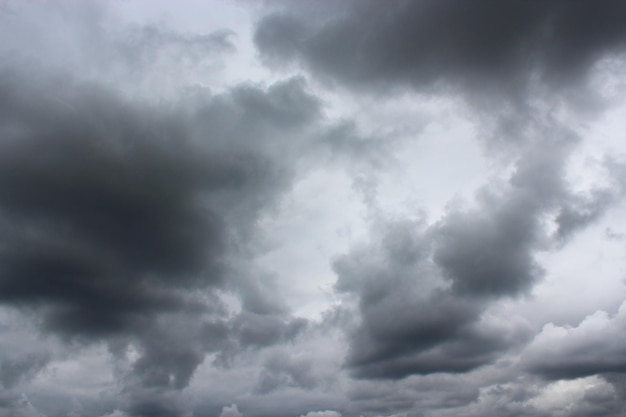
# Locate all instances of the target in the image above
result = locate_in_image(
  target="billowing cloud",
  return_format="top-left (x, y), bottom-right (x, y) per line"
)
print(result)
top-left (2, 1), bottom-right (626, 417)
top-left (522, 301), bottom-right (626, 379)
top-left (331, 128), bottom-right (623, 381)
top-left (0, 22), bottom-right (325, 414)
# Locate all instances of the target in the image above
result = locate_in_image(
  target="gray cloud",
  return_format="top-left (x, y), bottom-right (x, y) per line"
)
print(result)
top-left (427, 375), bottom-right (624, 417)
top-left (234, 313), bottom-right (307, 349)
top-left (255, 0), bottom-right (626, 102)
top-left (0, 392), bottom-right (44, 417)
top-left (554, 188), bottom-right (617, 241)
top-left (0, 5), bottom-right (390, 412)
top-left (0, 352), bottom-right (50, 390)
top-left (221, 404), bottom-right (244, 417)
top-left (343, 368), bottom-right (518, 417)
top-left (2, 1), bottom-right (626, 417)
top-left (0, 1), bottom-right (236, 98)
top-left (0, 73), bottom-right (244, 335)
top-left (0, 63), bottom-right (323, 415)
top-left (522, 301), bottom-right (626, 380)
top-left (255, 351), bottom-right (316, 394)
top-left (333, 214), bottom-right (529, 380)
top-left (0, 313), bottom-right (53, 392)
top-left (331, 129), bottom-right (623, 381)
top-left (118, 25), bottom-right (235, 64)
top-left (254, 1), bottom-right (626, 397)
top-left (434, 137), bottom-right (574, 298)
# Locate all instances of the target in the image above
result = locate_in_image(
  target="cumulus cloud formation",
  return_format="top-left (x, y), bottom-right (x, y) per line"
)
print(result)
top-left (0, 4), bottom-right (329, 412)
top-left (0, 64), bottom-right (337, 413)
top-left (332, 130), bottom-right (625, 381)
top-left (1, 1), bottom-right (626, 417)
top-left (522, 301), bottom-right (626, 379)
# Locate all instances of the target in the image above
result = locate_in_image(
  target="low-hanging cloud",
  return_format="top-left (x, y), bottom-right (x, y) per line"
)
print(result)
top-left (0, 61), bottom-right (325, 415)
top-left (2, 1), bottom-right (626, 417)
top-left (255, 0), bottom-right (626, 101)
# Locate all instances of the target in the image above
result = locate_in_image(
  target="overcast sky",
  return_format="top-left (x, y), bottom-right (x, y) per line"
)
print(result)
top-left (2, 1), bottom-right (626, 416)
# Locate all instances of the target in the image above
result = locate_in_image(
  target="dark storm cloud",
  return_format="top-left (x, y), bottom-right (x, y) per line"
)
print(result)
top-left (252, 1), bottom-right (626, 413)
top-left (331, 132), bottom-right (620, 380)
top-left (2, 1), bottom-right (626, 416)
top-left (0, 4), bottom-right (390, 411)
top-left (255, 0), bottom-right (626, 99)
top-left (0, 65), bottom-right (322, 415)
top-left (0, 74), bottom-right (222, 337)
top-left (332, 216), bottom-right (529, 380)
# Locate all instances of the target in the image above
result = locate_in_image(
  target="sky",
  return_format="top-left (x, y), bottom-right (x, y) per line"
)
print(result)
top-left (2, 1), bottom-right (626, 416)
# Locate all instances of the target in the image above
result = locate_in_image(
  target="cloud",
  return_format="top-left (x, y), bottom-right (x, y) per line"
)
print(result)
top-left (254, 0), bottom-right (626, 390)
top-left (221, 404), bottom-right (244, 417)
top-left (0, 69), bottom-right (307, 334)
top-left (2, 1), bottom-right (626, 417)
top-left (332, 214), bottom-right (530, 379)
top-left (522, 301), bottom-right (626, 380)
top-left (331, 128), bottom-right (624, 380)
top-left (100, 411), bottom-right (131, 417)
top-left (0, 53), bottom-right (323, 415)
top-left (0, 1), bottom-right (236, 98)
top-left (300, 411), bottom-right (341, 417)
top-left (0, 6), bottom-right (389, 414)
top-left (554, 188), bottom-right (617, 240)
top-left (256, 349), bottom-right (316, 394)
top-left (0, 392), bottom-right (45, 417)
top-left (0, 352), bottom-right (50, 390)
top-left (255, 0), bottom-right (626, 102)
top-left (234, 313), bottom-right (307, 349)
top-left (423, 374), bottom-right (625, 417)
top-left (0, 313), bottom-right (53, 391)
top-left (434, 137), bottom-right (573, 298)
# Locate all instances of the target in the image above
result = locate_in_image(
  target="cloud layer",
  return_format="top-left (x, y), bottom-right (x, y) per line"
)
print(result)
top-left (1, 1), bottom-right (626, 417)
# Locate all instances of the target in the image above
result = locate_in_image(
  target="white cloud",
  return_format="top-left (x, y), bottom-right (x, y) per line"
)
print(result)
top-left (221, 404), bottom-right (244, 417)
top-left (300, 410), bottom-right (341, 417)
